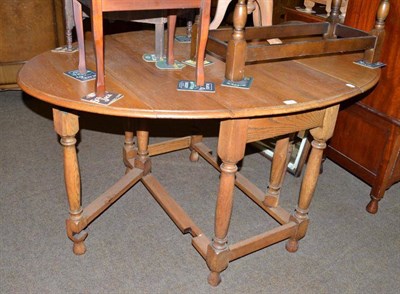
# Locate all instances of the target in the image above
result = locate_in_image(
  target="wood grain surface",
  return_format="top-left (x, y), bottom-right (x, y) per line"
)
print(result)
top-left (18, 30), bottom-right (380, 119)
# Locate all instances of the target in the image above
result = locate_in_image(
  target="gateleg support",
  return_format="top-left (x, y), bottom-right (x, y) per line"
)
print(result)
top-left (286, 105), bottom-right (339, 252)
top-left (264, 136), bottom-right (293, 208)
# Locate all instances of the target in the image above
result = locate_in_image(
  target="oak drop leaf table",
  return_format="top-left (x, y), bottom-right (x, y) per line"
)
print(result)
top-left (17, 30), bottom-right (380, 286)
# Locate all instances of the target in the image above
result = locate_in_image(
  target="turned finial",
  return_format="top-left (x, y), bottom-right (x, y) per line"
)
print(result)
top-left (327, 0), bottom-right (342, 23)
top-left (375, 0), bottom-right (390, 30)
top-left (233, 0), bottom-right (248, 38)
top-left (324, 0), bottom-right (342, 38)
top-left (363, 0), bottom-right (390, 63)
top-left (187, 21), bottom-right (193, 38)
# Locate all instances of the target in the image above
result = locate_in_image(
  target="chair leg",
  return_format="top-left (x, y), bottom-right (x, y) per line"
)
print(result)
top-left (195, 0), bottom-right (212, 86)
top-left (253, 0), bottom-right (273, 26)
top-left (209, 0), bottom-right (231, 29)
top-left (167, 13), bottom-right (177, 65)
top-left (91, 0), bottom-right (106, 97)
top-left (72, 0), bottom-right (87, 73)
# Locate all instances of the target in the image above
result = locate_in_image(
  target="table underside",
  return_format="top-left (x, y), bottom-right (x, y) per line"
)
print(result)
top-left (53, 103), bottom-right (338, 286)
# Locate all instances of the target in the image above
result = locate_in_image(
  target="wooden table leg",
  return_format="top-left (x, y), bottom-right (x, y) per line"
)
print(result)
top-left (286, 105), bottom-right (339, 252)
top-left (206, 119), bottom-right (248, 286)
top-left (123, 118), bottom-right (136, 172)
top-left (135, 120), bottom-right (151, 175)
top-left (53, 109), bottom-right (88, 255)
top-left (264, 136), bottom-right (292, 207)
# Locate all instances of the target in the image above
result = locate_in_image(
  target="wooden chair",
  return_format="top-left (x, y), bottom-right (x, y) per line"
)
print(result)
top-left (304, 0), bottom-right (349, 19)
top-left (72, 0), bottom-right (212, 98)
top-left (62, 1), bottom-right (166, 61)
top-left (210, 0), bottom-right (273, 29)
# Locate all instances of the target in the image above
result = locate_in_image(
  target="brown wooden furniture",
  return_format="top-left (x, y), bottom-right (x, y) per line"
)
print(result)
top-left (210, 0), bottom-right (273, 29)
top-left (71, 0), bottom-right (211, 99)
top-left (18, 29), bottom-right (380, 286)
top-left (0, 0), bottom-right (65, 90)
top-left (303, 0), bottom-right (348, 17)
top-left (207, 0), bottom-right (386, 85)
top-left (304, 0), bottom-right (327, 13)
top-left (326, 0), bottom-right (399, 213)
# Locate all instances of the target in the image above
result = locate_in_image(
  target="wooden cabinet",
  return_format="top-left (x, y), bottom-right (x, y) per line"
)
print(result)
top-left (326, 0), bottom-right (400, 213)
top-left (0, 0), bottom-right (65, 89)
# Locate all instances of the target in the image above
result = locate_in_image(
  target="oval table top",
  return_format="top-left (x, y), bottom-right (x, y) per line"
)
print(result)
top-left (18, 30), bottom-right (380, 119)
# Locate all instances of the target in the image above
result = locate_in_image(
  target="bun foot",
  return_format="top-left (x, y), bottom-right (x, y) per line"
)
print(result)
top-left (366, 199), bottom-right (379, 214)
top-left (208, 271), bottom-right (221, 287)
top-left (285, 238), bottom-right (299, 253)
top-left (189, 150), bottom-right (199, 162)
top-left (73, 241), bottom-right (86, 255)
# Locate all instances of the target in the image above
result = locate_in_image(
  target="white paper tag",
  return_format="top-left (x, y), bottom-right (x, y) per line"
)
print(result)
top-left (267, 38), bottom-right (283, 45)
top-left (283, 100), bottom-right (298, 105)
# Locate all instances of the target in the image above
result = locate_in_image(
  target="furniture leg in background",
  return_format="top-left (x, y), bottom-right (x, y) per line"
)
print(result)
top-left (326, 0), bottom-right (399, 213)
top-left (210, 0), bottom-right (273, 29)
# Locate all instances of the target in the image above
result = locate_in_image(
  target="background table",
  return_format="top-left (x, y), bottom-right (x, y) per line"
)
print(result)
top-left (18, 30), bottom-right (380, 286)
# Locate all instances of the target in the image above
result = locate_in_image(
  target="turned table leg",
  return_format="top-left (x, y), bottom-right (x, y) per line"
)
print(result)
top-left (286, 105), bottom-right (339, 252)
top-left (286, 139), bottom-right (325, 252)
top-left (264, 136), bottom-right (292, 207)
top-left (53, 109), bottom-right (87, 255)
top-left (135, 120), bottom-right (151, 175)
top-left (206, 119), bottom-right (248, 286)
top-left (123, 118), bottom-right (136, 172)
